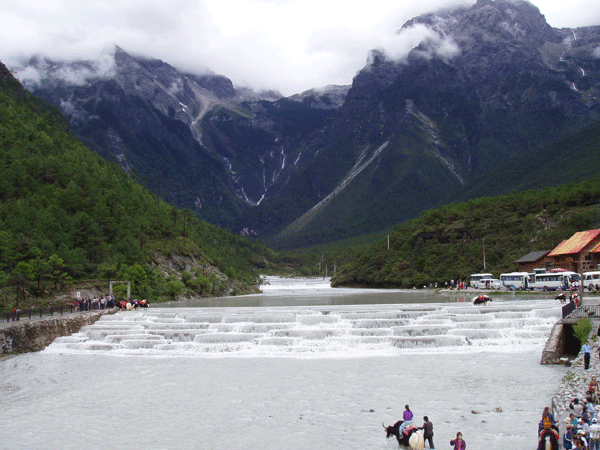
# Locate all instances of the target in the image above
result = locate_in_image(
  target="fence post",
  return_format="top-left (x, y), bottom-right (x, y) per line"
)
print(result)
top-left (6, 313), bottom-right (8, 323)
top-left (40, 308), bottom-right (42, 318)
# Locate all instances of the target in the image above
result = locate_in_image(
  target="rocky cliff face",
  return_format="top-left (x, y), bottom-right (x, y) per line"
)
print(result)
top-left (17, 47), bottom-right (346, 231)
top-left (261, 0), bottom-right (600, 248)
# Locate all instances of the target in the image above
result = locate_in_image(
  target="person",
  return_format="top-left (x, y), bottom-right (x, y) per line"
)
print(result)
top-left (589, 418), bottom-right (600, 450)
top-left (572, 398), bottom-right (585, 418)
top-left (450, 432), bottom-right (465, 450)
top-left (564, 423), bottom-right (574, 450)
top-left (576, 429), bottom-right (588, 449)
top-left (403, 405), bottom-right (413, 422)
top-left (583, 340), bottom-right (592, 370)
top-left (399, 404), bottom-right (414, 433)
top-left (590, 377), bottom-right (599, 403)
top-left (572, 412), bottom-right (580, 428)
top-left (582, 416), bottom-right (591, 446)
top-left (10, 307), bottom-right (16, 321)
top-left (420, 416), bottom-right (434, 449)
top-left (540, 406), bottom-right (558, 433)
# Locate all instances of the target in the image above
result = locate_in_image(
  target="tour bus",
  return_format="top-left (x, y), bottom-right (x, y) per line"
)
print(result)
top-left (533, 271), bottom-right (580, 291)
top-left (469, 273), bottom-right (493, 289)
top-left (583, 271), bottom-right (600, 290)
top-left (499, 272), bottom-right (532, 290)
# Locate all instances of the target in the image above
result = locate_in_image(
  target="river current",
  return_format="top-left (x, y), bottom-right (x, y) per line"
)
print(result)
top-left (0, 277), bottom-right (566, 450)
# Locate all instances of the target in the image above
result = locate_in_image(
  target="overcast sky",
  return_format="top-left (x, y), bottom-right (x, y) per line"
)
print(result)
top-left (2, 0), bottom-right (600, 96)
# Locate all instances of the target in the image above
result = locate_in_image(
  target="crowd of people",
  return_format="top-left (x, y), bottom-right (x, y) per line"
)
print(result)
top-left (73, 294), bottom-right (115, 311)
top-left (540, 351), bottom-right (600, 450)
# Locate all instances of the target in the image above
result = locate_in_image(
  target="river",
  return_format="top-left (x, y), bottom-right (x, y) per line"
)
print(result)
top-left (0, 277), bottom-right (565, 450)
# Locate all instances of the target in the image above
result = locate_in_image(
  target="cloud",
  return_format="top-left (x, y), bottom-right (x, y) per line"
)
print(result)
top-left (0, 0), bottom-right (599, 96)
top-left (14, 52), bottom-right (116, 88)
top-left (377, 23), bottom-right (461, 63)
top-left (594, 47), bottom-right (600, 59)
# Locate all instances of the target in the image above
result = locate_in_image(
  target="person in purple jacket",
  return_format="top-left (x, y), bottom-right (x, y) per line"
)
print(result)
top-left (403, 405), bottom-right (413, 422)
top-left (399, 405), bottom-right (414, 434)
top-left (450, 432), bottom-right (465, 450)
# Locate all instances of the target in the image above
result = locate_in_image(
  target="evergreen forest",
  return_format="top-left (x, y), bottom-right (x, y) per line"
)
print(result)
top-left (331, 179), bottom-right (600, 288)
top-left (0, 62), bottom-right (284, 312)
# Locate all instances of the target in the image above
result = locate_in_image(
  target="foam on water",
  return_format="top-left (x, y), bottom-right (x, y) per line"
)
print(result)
top-left (45, 299), bottom-right (561, 357)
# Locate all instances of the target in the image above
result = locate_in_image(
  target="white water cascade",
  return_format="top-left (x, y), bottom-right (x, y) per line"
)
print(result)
top-left (1, 282), bottom-right (567, 450)
top-left (48, 300), bottom-right (560, 357)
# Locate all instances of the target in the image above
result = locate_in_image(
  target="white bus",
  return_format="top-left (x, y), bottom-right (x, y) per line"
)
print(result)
top-left (499, 272), bottom-right (532, 290)
top-left (470, 273), bottom-right (493, 289)
top-left (533, 271), bottom-right (580, 291)
top-left (583, 271), bottom-right (600, 290)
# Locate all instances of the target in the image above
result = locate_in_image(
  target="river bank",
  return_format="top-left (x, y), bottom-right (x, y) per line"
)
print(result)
top-left (0, 308), bottom-right (116, 357)
top-left (551, 333), bottom-right (600, 423)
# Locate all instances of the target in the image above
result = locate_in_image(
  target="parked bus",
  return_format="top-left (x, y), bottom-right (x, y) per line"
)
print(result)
top-left (583, 271), bottom-right (600, 291)
top-left (499, 272), bottom-right (532, 290)
top-left (533, 271), bottom-right (580, 291)
top-left (470, 273), bottom-right (493, 289)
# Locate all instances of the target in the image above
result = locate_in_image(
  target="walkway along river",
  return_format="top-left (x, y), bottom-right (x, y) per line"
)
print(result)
top-left (0, 308), bottom-right (115, 356)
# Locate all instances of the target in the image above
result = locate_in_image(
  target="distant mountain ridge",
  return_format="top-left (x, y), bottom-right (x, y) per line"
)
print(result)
top-left (18, 47), bottom-right (348, 231)
top-left (12, 0), bottom-right (600, 249)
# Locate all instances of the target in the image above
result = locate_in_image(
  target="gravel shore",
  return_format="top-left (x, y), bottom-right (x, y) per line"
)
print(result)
top-left (551, 334), bottom-right (600, 439)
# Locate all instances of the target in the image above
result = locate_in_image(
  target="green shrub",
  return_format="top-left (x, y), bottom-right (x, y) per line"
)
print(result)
top-left (574, 318), bottom-right (592, 346)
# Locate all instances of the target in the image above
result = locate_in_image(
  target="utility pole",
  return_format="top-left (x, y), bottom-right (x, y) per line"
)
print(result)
top-left (483, 238), bottom-right (486, 270)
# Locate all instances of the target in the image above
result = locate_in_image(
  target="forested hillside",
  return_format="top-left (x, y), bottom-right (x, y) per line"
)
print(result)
top-left (454, 120), bottom-right (600, 201)
top-left (0, 62), bottom-right (279, 312)
top-left (331, 179), bottom-right (600, 288)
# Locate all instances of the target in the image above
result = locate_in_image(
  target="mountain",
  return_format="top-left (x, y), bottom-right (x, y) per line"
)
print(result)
top-left (16, 49), bottom-right (347, 232)
top-left (12, 0), bottom-right (600, 249)
top-left (0, 60), bottom-right (279, 309)
top-left (455, 119), bottom-right (600, 200)
top-left (264, 0), bottom-right (600, 248)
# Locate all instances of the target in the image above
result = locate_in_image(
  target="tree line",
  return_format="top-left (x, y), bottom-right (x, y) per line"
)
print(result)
top-left (331, 179), bottom-right (600, 288)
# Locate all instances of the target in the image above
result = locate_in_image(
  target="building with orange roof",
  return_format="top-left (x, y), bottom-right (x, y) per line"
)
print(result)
top-left (547, 229), bottom-right (600, 273)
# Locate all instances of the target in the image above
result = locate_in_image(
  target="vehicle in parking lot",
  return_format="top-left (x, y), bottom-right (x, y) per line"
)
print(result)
top-left (481, 278), bottom-right (501, 290)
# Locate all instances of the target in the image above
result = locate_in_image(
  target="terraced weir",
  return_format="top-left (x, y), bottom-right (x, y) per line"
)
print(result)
top-left (48, 300), bottom-right (561, 357)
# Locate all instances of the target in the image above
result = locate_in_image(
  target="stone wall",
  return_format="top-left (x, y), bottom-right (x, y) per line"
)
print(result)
top-left (0, 309), bottom-right (115, 356)
top-left (541, 322), bottom-right (566, 364)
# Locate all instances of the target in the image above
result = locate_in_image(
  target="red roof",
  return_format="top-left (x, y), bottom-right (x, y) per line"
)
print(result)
top-left (591, 242), bottom-right (600, 253)
top-left (548, 230), bottom-right (600, 256)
